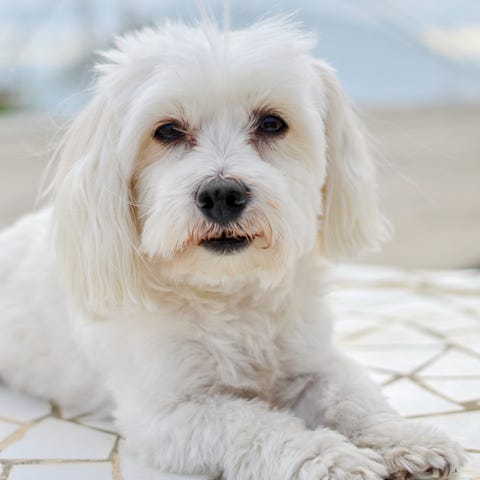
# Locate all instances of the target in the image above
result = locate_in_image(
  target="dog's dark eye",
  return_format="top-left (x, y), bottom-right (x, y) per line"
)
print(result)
top-left (153, 122), bottom-right (185, 143)
top-left (258, 115), bottom-right (288, 135)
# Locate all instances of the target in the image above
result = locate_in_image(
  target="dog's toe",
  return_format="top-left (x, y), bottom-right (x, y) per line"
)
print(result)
top-left (382, 441), bottom-right (464, 480)
top-left (296, 444), bottom-right (387, 480)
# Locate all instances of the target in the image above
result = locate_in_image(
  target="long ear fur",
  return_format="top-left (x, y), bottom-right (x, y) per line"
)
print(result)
top-left (315, 61), bottom-right (390, 259)
top-left (51, 95), bottom-right (146, 314)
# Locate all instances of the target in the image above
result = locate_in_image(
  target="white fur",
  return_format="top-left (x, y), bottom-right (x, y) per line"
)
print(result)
top-left (0, 18), bottom-right (464, 480)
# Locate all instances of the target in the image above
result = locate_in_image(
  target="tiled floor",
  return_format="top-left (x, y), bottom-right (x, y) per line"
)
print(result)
top-left (0, 265), bottom-right (479, 480)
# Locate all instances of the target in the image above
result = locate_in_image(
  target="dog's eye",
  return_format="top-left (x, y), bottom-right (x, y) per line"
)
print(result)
top-left (153, 123), bottom-right (185, 143)
top-left (258, 115), bottom-right (288, 135)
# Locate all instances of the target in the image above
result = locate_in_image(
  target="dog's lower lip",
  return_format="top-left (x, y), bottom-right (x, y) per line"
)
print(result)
top-left (201, 235), bottom-right (251, 254)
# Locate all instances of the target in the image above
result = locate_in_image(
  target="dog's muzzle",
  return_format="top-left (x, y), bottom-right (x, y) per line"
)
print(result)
top-left (195, 178), bottom-right (252, 254)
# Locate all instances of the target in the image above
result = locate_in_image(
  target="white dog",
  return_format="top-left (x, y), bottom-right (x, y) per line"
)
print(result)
top-left (0, 18), bottom-right (465, 480)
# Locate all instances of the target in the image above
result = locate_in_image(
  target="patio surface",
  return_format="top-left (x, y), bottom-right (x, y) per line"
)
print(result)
top-left (0, 264), bottom-right (479, 480)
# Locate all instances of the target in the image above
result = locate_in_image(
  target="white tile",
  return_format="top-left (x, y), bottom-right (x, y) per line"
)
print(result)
top-left (421, 270), bottom-right (480, 293)
top-left (0, 420), bottom-right (18, 441)
top-left (0, 417), bottom-right (116, 460)
top-left (0, 462), bottom-right (3, 475)
top-left (416, 410), bottom-right (480, 450)
top-left (418, 349), bottom-right (480, 377)
top-left (0, 384), bottom-right (51, 422)
top-left (341, 324), bottom-right (442, 347)
top-left (329, 288), bottom-right (411, 310)
top-left (448, 330), bottom-right (480, 355)
top-left (344, 346), bottom-right (444, 374)
top-left (335, 311), bottom-right (380, 323)
top-left (334, 317), bottom-right (379, 339)
top-left (367, 371), bottom-right (395, 385)
top-left (8, 462), bottom-right (113, 480)
top-left (370, 295), bottom-right (461, 320)
top-left (405, 311), bottom-right (479, 334)
top-left (76, 414), bottom-right (118, 435)
top-left (446, 294), bottom-right (480, 315)
top-left (421, 378), bottom-right (480, 403)
top-left (381, 378), bottom-right (459, 417)
top-left (331, 265), bottom-right (412, 286)
top-left (120, 441), bottom-right (207, 480)
top-left (455, 453), bottom-right (480, 480)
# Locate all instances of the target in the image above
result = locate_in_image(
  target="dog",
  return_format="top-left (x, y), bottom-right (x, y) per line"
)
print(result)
top-left (0, 18), bottom-right (465, 480)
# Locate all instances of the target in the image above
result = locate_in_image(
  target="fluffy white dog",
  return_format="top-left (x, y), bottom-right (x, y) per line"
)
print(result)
top-left (0, 18), bottom-right (465, 480)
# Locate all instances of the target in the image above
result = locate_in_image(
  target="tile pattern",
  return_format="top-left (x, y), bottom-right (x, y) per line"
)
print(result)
top-left (0, 265), bottom-right (479, 479)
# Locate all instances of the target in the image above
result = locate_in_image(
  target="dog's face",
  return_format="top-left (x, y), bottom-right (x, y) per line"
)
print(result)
top-left (52, 20), bottom-right (388, 310)
top-left (131, 25), bottom-right (327, 289)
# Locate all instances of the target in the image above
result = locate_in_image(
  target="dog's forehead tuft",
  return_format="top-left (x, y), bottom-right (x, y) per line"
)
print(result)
top-left (96, 18), bottom-right (317, 93)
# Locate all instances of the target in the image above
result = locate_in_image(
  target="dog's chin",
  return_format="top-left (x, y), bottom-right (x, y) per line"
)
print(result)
top-left (157, 235), bottom-right (289, 293)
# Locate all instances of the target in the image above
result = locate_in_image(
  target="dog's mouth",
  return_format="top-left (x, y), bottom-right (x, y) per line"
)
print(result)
top-left (201, 232), bottom-right (252, 254)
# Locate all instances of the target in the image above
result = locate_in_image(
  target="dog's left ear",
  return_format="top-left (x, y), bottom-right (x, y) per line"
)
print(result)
top-left (313, 61), bottom-right (390, 259)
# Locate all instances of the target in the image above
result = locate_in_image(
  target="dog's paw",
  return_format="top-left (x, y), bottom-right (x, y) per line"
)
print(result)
top-left (382, 438), bottom-right (464, 480)
top-left (360, 419), bottom-right (465, 480)
top-left (296, 442), bottom-right (387, 480)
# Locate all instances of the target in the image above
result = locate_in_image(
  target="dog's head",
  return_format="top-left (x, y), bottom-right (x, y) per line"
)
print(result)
top-left (52, 19), bottom-right (389, 312)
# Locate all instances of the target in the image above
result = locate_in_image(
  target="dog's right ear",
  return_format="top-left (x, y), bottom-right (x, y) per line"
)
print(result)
top-left (51, 94), bottom-right (146, 314)
top-left (313, 61), bottom-right (390, 260)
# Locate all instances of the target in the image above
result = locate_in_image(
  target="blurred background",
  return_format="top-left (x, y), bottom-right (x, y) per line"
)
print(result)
top-left (0, 0), bottom-right (479, 269)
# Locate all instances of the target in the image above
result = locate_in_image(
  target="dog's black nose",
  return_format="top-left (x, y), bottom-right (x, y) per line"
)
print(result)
top-left (195, 178), bottom-right (249, 224)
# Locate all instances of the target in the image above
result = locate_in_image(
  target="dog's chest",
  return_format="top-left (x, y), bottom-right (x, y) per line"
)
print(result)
top-left (198, 312), bottom-right (283, 402)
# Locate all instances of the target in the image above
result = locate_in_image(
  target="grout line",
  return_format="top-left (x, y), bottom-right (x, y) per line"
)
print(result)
top-left (412, 377), bottom-right (465, 407)
top-left (68, 408), bottom-right (100, 422)
top-left (381, 374), bottom-right (403, 387)
top-left (336, 325), bottom-right (383, 342)
top-left (108, 436), bottom-right (121, 463)
top-left (409, 345), bottom-right (450, 376)
top-left (441, 294), bottom-right (480, 320)
top-left (367, 366), bottom-right (401, 376)
top-left (69, 418), bottom-right (119, 436)
top-left (445, 342), bottom-right (480, 362)
top-left (397, 296), bottom-right (480, 361)
top-left (0, 462), bottom-right (11, 480)
top-left (415, 377), bottom-right (480, 407)
top-left (112, 453), bottom-right (124, 480)
top-left (110, 439), bottom-right (124, 480)
top-left (405, 408), bottom-right (473, 419)
top-left (0, 419), bottom-right (21, 427)
top-left (462, 401), bottom-right (480, 412)
top-left (0, 414), bottom-right (51, 452)
top-left (404, 277), bottom-right (480, 323)
top-left (402, 320), bottom-right (451, 341)
top-left (68, 415), bottom-right (120, 438)
top-left (364, 363), bottom-right (402, 375)
top-left (50, 401), bottom-right (64, 420)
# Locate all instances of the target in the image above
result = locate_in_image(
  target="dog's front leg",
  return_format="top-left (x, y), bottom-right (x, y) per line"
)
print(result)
top-left (117, 393), bottom-right (387, 480)
top-left (291, 349), bottom-right (465, 480)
